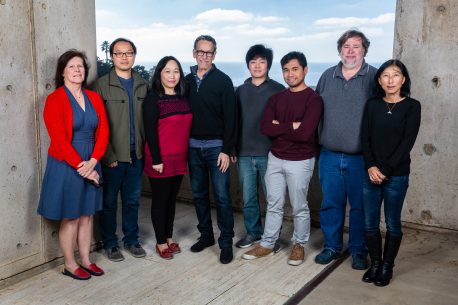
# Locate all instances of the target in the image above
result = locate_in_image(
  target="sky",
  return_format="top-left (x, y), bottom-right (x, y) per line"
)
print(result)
top-left (95, 0), bottom-right (397, 64)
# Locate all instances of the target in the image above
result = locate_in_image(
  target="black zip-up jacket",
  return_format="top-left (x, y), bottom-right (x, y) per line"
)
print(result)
top-left (185, 65), bottom-right (237, 155)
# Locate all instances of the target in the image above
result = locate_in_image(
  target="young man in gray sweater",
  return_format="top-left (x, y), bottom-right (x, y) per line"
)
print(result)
top-left (235, 44), bottom-right (284, 250)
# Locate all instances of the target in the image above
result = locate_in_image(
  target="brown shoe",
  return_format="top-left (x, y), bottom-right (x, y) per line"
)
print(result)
top-left (288, 244), bottom-right (305, 266)
top-left (242, 244), bottom-right (274, 260)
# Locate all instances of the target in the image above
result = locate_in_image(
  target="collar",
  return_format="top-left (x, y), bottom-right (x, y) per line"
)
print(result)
top-left (333, 61), bottom-right (370, 79)
top-left (108, 67), bottom-right (143, 88)
top-left (190, 64), bottom-right (215, 80)
top-left (243, 76), bottom-right (271, 86)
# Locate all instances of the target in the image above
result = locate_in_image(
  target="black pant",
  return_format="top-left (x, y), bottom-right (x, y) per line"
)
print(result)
top-left (148, 175), bottom-right (183, 244)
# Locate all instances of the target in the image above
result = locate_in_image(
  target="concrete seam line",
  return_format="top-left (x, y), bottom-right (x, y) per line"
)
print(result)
top-left (284, 249), bottom-right (350, 305)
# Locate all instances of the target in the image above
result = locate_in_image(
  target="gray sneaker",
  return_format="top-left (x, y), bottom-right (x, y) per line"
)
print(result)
top-left (106, 246), bottom-right (125, 262)
top-left (125, 243), bottom-right (146, 258)
top-left (235, 235), bottom-right (261, 248)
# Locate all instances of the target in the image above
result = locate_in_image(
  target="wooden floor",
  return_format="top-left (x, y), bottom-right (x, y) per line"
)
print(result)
top-left (0, 198), bottom-right (330, 305)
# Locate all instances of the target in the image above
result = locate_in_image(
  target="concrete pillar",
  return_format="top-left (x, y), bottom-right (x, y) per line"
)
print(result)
top-left (0, 0), bottom-right (96, 282)
top-left (394, 0), bottom-right (458, 230)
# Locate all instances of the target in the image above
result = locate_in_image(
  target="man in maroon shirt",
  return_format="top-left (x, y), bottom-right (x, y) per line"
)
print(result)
top-left (242, 51), bottom-right (323, 266)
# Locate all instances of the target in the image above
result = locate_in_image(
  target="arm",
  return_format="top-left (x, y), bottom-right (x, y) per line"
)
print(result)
top-left (90, 92), bottom-right (109, 161)
top-left (143, 93), bottom-right (162, 165)
top-left (221, 80), bottom-right (238, 156)
top-left (260, 97), bottom-right (292, 137)
top-left (379, 101), bottom-right (421, 176)
top-left (361, 100), bottom-right (377, 169)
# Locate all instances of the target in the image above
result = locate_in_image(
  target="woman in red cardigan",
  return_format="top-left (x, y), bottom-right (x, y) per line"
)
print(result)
top-left (143, 56), bottom-right (192, 259)
top-left (38, 50), bottom-right (109, 280)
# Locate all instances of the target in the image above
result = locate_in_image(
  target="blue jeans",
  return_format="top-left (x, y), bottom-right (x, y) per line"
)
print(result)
top-left (363, 175), bottom-right (409, 236)
top-left (189, 146), bottom-right (234, 249)
top-left (237, 156), bottom-right (268, 238)
top-left (100, 157), bottom-right (144, 249)
top-left (318, 148), bottom-right (366, 255)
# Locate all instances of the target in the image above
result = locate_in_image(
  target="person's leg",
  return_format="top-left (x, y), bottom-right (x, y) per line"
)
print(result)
top-left (77, 215), bottom-right (93, 267)
top-left (383, 176), bottom-right (409, 237)
top-left (260, 153), bottom-right (286, 249)
top-left (149, 177), bottom-right (173, 246)
top-left (59, 218), bottom-right (79, 271)
top-left (237, 156), bottom-right (263, 239)
top-left (189, 147), bottom-right (214, 240)
top-left (165, 175), bottom-right (184, 241)
top-left (285, 158), bottom-right (315, 247)
top-left (345, 154), bottom-right (367, 256)
top-left (120, 157), bottom-right (144, 247)
top-left (100, 164), bottom-right (126, 249)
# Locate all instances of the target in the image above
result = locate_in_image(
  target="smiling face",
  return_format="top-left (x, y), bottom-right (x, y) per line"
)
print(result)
top-left (63, 56), bottom-right (85, 86)
top-left (248, 56), bottom-right (269, 80)
top-left (193, 39), bottom-right (215, 72)
top-left (160, 60), bottom-right (180, 94)
top-left (378, 65), bottom-right (406, 97)
top-left (340, 36), bottom-right (365, 69)
top-left (282, 59), bottom-right (307, 90)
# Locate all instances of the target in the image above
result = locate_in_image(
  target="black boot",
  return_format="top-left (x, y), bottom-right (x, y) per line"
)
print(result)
top-left (362, 232), bottom-right (382, 283)
top-left (374, 233), bottom-right (402, 287)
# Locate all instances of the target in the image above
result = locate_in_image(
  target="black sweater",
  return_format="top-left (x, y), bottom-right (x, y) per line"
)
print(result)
top-left (185, 65), bottom-right (237, 155)
top-left (362, 96), bottom-right (421, 176)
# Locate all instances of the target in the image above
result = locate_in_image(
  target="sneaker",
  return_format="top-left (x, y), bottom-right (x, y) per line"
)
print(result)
top-left (190, 236), bottom-right (215, 252)
top-left (288, 244), bottom-right (305, 266)
top-left (273, 240), bottom-right (282, 253)
top-left (242, 244), bottom-right (274, 260)
top-left (235, 235), bottom-right (261, 248)
top-left (352, 253), bottom-right (368, 270)
top-left (124, 243), bottom-right (146, 258)
top-left (106, 247), bottom-right (125, 262)
top-left (220, 248), bottom-right (233, 264)
top-left (314, 249), bottom-right (340, 265)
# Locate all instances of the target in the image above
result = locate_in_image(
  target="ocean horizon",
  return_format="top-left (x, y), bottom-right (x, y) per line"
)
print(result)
top-left (137, 62), bottom-right (382, 87)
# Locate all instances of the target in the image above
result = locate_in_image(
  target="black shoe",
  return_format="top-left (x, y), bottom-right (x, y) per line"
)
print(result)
top-left (124, 243), bottom-right (146, 258)
top-left (105, 246), bottom-right (125, 262)
top-left (314, 249), bottom-right (340, 265)
top-left (190, 236), bottom-right (215, 252)
top-left (374, 233), bottom-right (402, 287)
top-left (362, 232), bottom-right (382, 283)
top-left (220, 248), bottom-right (233, 264)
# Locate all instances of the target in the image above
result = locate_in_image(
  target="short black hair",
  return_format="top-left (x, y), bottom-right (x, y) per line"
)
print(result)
top-left (109, 38), bottom-right (137, 56)
top-left (245, 44), bottom-right (273, 70)
top-left (193, 35), bottom-right (217, 52)
top-left (280, 51), bottom-right (307, 69)
top-left (373, 59), bottom-right (411, 98)
top-left (151, 56), bottom-right (187, 97)
top-left (54, 49), bottom-right (90, 88)
top-left (337, 29), bottom-right (370, 56)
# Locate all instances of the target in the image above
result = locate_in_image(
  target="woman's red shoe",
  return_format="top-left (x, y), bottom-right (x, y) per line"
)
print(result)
top-left (156, 245), bottom-right (174, 259)
top-left (168, 242), bottom-right (181, 254)
top-left (80, 263), bottom-right (104, 276)
top-left (62, 267), bottom-right (91, 280)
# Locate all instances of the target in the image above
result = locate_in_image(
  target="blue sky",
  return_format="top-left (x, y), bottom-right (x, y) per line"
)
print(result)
top-left (95, 0), bottom-right (396, 64)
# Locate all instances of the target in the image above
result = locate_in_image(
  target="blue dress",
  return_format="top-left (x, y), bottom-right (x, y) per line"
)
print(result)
top-left (38, 87), bottom-right (102, 220)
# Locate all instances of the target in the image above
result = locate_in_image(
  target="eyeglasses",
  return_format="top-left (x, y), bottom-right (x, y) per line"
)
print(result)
top-left (112, 51), bottom-right (135, 58)
top-left (195, 50), bottom-right (215, 57)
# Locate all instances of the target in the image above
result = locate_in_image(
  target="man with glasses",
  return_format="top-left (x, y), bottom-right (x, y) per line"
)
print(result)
top-left (93, 38), bottom-right (148, 262)
top-left (186, 35), bottom-right (237, 264)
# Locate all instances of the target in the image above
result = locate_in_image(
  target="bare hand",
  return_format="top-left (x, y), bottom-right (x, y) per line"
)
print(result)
top-left (230, 156), bottom-right (237, 163)
top-left (272, 120), bottom-right (279, 125)
top-left (292, 122), bottom-right (301, 130)
top-left (368, 166), bottom-right (386, 184)
top-left (217, 152), bottom-right (230, 173)
top-left (86, 170), bottom-right (100, 184)
top-left (109, 161), bottom-right (118, 168)
top-left (153, 163), bottom-right (164, 173)
top-left (77, 158), bottom-right (97, 178)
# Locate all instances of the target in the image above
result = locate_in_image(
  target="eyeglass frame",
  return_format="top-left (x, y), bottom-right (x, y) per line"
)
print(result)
top-left (112, 51), bottom-right (135, 58)
top-left (194, 49), bottom-right (215, 58)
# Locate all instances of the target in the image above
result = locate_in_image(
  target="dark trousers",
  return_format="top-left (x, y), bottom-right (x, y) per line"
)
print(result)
top-left (148, 175), bottom-right (183, 244)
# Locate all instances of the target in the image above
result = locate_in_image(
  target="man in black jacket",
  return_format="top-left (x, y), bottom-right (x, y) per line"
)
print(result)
top-left (185, 35), bottom-right (237, 264)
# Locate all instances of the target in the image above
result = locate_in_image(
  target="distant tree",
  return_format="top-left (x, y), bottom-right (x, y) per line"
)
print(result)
top-left (101, 40), bottom-right (110, 63)
top-left (96, 56), bottom-right (112, 78)
top-left (133, 65), bottom-right (150, 82)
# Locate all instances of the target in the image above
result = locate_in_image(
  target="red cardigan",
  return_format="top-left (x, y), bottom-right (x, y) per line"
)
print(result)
top-left (43, 86), bottom-right (109, 169)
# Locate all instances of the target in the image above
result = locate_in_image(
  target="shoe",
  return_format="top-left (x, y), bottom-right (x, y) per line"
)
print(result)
top-left (80, 263), bottom-right (104, 276)
top-left (235, 235), bottom-right (261, 248)
top-left (220, 248), bottom-right (233, 264)
top-left (156, 245), bottom-right (174, 260)
top-left (190, 236), bottom-right (215, 253)
top-left (288, 244), bottom-right (305, 266)
top-left (125, 243), bottom-right (146, 258)
top-left (62, 267), bottom-right (91, 280)
top-left (242, 244), bottom-right (274, 260)
top-left (352, 253), bottom-right (368, 270)
top-left (374, 233), bottom-right (402, 287)
top-left (314, 249), bottom-right (340, 265)
top-left (105, 247), bottom-right (125, 262)
top-left (273, 240), bottom-right (282, 253)
top-left (362, 233), bottom-right (382, 283)
top-left (168, 242), bottom-right (181, 254)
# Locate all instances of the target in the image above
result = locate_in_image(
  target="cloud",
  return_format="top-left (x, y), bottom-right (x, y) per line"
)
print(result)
top-left (255, 16), bottom-right (289, 23)
top-left (194, 9), bottom-right (253, 23)
top-left (314, 13), bottom-right (395, 28)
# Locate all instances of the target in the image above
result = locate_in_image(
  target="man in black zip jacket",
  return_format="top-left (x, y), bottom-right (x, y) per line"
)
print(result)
top-left (185, 35), bottom-right (237, 264)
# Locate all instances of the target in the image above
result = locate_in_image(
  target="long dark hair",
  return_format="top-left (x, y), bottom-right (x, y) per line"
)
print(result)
top-left (372, 59), bottom-right (411, 98)
top-left (54, 49), bottom-right (90, 88)
top-left (151, 56), bottom-right (187, 97)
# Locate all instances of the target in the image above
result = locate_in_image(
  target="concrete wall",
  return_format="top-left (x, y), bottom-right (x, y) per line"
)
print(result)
top-left (0, 0), bottom-right (96, 282)
top-left (394, 0), bottom-right (458, 230)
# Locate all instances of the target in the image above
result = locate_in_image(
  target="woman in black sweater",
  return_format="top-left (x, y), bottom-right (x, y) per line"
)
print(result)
top-left (361, 59), bottom-right (421, 286)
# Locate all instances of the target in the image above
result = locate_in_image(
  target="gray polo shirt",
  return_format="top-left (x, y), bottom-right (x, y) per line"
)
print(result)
top-left (316, 61), bottom-right (377, 154)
